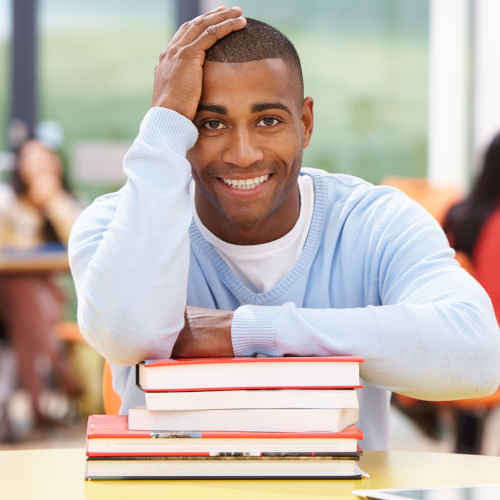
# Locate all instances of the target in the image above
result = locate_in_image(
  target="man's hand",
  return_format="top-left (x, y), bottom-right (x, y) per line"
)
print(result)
top-left (152, 6), bottom-right (246, 120)
top-left (172, 305), bottom-right (234, 358)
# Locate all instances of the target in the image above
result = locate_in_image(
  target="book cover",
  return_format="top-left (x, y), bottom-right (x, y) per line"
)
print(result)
top-left (136, 356), bottom-right (364, 392)
top-left (87, 415), bottom-right (364, 440)
top-left (142, 356), bottom-right (364, 367)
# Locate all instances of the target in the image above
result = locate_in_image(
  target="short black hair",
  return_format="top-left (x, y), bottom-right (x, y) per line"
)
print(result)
top-left (205, 18), bottom-right (304, 107)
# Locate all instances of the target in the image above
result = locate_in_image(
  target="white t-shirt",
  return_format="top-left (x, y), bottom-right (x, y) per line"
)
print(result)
top-left (189, 175), bottom-right (315, 294)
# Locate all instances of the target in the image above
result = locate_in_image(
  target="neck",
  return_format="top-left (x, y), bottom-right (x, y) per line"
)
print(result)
top-left (195, 183), bottom-right (300, 246)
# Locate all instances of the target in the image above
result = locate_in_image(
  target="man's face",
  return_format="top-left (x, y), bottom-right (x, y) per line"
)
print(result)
top-left (188, 59), bottom-right (313, 229)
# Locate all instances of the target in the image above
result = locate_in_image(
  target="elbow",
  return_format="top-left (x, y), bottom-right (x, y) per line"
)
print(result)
top-left (446, 324), bottom-right (500, 400)
top-left (77, 302), bottom-right (180, 367)
top-left (468, 338), bottom-right (500, 398)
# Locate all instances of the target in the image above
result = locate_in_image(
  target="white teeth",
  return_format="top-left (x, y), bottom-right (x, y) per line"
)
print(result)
top-left (222, 175), bottom-right (270, 190)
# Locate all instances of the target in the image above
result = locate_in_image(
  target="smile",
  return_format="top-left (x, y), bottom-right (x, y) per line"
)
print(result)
top-left (221, 175), bottom-right (269, 190)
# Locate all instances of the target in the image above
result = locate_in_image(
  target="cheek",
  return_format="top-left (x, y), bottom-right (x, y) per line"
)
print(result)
top-left (187, 139), bottom-right (218, 177)
top-left (265, 134), bottom-right (301, 177)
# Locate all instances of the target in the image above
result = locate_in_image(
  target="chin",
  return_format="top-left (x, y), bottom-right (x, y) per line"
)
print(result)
top-left (223, 207), bottom-right (269, 228)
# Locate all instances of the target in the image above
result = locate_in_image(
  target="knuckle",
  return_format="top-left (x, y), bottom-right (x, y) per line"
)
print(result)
top-left (167, 45), bottom-right (179, 57)
top-left (205, 25), bottom-right (219, 37)
top-left (177, 46), bottom-right (189, 58)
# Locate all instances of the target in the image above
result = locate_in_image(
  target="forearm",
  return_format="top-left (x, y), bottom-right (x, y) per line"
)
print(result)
top-left (172, 306), bottom-right (234, 358)
top-left (232, 273), bottom-right (500, 400)
top-left (69, 108), bottom-right (198, 365)
top-left (42, 191), bottom-right (82, 244)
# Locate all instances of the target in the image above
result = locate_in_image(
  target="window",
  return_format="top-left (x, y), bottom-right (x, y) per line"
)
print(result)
top-left (235, 0), bottom-right (430, 184)
top-left (39, 0), bottom-right (176, 198)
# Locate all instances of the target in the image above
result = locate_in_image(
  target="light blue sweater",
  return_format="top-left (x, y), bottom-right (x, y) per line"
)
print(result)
top-left (69, 108), bottom-right (500, 450)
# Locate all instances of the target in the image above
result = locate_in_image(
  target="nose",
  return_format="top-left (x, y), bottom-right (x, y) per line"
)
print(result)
top-left (222, 126), bottom-right (263, 168)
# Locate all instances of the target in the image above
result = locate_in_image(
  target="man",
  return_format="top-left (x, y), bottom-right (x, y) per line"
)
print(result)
top-left (69, 7), bottom-right (500, 450)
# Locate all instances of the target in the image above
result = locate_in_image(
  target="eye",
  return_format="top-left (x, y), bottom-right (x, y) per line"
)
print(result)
top-left (257, 117), bottom-right (279, 127)
top-left (203, 120), bottom-right (226, 130)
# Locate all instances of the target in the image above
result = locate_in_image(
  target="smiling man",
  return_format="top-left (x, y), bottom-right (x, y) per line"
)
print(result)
top-left (69, 7), bottom-right (500, 450)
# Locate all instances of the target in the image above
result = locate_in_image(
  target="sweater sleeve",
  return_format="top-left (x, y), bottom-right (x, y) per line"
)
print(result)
top-left (231, 194), bottom-right (500, 401)
top-left (68, 108), bottom-right (198, 366)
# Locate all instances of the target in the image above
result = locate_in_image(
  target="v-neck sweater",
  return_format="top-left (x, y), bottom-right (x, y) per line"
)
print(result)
top-left (69, 108), bottom-right (500, 451)
top-left (189, 175), bottom-right (314, 294)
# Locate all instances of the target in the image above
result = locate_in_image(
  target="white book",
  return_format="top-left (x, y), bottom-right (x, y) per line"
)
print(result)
top-left (85, 457), bottom-right (366, 480)
top-left (137, 356), bottom-right (362, 392)
top-left (128, 406), bottom-right (359, 433)
top-left (145, 389), bottom-right (359, 411)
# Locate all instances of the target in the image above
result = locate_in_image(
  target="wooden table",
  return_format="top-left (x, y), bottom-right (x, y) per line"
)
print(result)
top-left (0, 249), bottom-right (69, 273)
top-left (2, 449), bottom-right (500, 500)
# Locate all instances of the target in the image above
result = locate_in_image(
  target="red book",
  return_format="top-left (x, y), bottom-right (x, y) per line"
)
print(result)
top-left (137, 356), bottom-right (364, 392)
top-left (86, 415), bottom-right (364, 457)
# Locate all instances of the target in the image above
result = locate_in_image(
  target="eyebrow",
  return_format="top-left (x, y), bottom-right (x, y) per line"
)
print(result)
top-left (252, 102), bottom-right (292, 115)
top-left (197, 102), bottom-right (293, 116)
top-left (197, 104), bottom-right (228, 115)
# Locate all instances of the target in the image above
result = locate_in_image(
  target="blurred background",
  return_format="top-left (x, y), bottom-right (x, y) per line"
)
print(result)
top-left (0, 0), bottom-right (499, 455)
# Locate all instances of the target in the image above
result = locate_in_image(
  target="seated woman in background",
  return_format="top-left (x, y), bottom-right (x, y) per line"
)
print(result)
top-left (0, 139), bottom-right (82, 425)
top-left (443, 133), bottom-right (500, 454)
top-left (444, 134), bottom-right (500, 322)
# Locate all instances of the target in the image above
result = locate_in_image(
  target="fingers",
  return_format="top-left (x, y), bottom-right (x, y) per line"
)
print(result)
top-left (178, 6), bottom-right (243, 47)
top-left (189, 15), bottom-right (247, 52)
top-left (170, 5), bottom-right (227, 45)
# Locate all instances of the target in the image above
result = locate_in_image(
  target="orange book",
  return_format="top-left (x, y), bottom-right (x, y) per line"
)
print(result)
top-left (86, 415), bottom-right (364, 457)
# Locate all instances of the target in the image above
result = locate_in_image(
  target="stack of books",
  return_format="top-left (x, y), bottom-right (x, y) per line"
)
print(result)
top-left (85, 356), bottom-right (367, 480)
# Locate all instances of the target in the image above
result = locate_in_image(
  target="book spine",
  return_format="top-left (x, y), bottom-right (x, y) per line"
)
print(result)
top-left (135, 363), bottom-right (145, 392)
top-left (144, 385), bottom-right (364, 393)
top-left (87, 452), bottom-right (361, 459)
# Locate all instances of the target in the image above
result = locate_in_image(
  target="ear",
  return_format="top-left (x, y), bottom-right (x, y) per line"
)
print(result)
top-left (300, 97), bottom-right (314, 149)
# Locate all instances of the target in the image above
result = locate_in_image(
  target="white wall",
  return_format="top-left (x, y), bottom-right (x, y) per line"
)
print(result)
top-left (427, 0), bottom-right (471, 192)
top-left (473, 0), bottom-right (500, 172)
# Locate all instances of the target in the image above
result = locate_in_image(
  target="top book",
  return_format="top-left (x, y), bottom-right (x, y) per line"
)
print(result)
top-left (136, 356), bottom-right (363, 392)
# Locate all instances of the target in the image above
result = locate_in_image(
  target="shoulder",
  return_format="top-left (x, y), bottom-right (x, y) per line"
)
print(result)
top-left (302, 168), bottom-right (445, 249)
top-left (302, 168), bottom-right (426, 218)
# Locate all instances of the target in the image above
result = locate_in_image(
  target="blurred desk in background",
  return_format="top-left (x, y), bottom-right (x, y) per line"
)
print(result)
top-left (1, 449), bottom-right (500, 500)
top-left (0, 245), bottom-right (70, 274)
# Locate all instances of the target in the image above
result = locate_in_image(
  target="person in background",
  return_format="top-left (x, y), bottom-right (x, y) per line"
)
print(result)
top-left (443, 133), bottom-right (500, 454)
top-left (0, 139), bottom-right (82, 426)
top-left (444, 133), bottom-right (500, 322)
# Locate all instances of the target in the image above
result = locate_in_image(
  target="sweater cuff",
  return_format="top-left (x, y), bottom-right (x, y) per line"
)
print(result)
top-left (137, 107), bottom-right (199, 155)
top-left (231, 305), bottom-right (279, 357)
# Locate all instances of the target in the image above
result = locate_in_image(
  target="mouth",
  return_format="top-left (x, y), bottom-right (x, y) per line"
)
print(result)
top-left (220, 175), bottom-right (270, 190)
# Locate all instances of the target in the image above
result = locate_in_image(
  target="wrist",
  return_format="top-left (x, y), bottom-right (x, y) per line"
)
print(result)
top-left (231, 305), bottom-right (278, 357)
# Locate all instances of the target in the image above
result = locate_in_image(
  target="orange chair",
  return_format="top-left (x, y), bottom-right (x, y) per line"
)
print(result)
top-left (54, 321), bottom-right (122, 415)
top-left (103, 361), bottom-right (122, 415)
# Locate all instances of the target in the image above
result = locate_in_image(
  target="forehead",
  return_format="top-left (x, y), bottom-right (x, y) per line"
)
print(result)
top-left (201, 59), bottom-right (296, 113)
